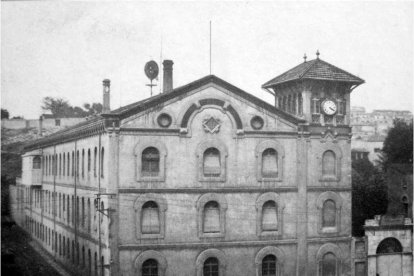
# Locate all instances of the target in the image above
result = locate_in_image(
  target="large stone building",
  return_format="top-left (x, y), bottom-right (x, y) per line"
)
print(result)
top-left (10, 55), bottom-right (364, 276)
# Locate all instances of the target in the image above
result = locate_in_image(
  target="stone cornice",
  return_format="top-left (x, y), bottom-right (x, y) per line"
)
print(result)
top-left (118, 187), bottom-right (298, 194)
top-left (119, 239), bottom-right (298, 250)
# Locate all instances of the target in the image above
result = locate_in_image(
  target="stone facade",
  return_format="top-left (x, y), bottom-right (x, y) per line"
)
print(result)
top-left (10, 57), bottom-right (363, 276)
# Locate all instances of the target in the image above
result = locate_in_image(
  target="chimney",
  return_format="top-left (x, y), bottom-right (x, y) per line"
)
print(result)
top-left (163, 60), bottom-right (174, 93)
top-left (102, 79), bottom-right (110, 113)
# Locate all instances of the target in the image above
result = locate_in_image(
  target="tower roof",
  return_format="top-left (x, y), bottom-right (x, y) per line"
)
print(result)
top-left (262, 58), bottom-right (364, 89)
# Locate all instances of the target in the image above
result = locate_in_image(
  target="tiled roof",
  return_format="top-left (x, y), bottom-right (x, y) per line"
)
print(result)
top-left (262, 58), bottom-right (364, 88)
top-left (108, 75), bottom-right (305, 124)
top-left (24, 75), bottom-right (305, 151)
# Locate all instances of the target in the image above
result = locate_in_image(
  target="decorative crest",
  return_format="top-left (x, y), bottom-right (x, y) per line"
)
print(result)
top-left (203, 117), bottom-right (221, 134)
top-left (316, 49), bottom-right (320, 59)
top-left (303, 53), bottom-right (307, 63)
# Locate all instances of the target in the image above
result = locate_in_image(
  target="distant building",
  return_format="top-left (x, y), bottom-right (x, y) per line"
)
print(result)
top-left (1, 114), bottom-right (86, 133)
top-left (364, 164), bottom-right (413, 276)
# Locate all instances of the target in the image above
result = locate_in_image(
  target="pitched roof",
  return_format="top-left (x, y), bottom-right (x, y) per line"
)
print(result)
top-left (25, 75), bottom-right (304, 151)
top-left (106, 74), bottom-right (305, 124)
top-left (262, 58), bottom-right (364, 88)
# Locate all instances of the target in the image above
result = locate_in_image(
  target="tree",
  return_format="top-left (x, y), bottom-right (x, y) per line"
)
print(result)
top-left (83, 103), bottom-right (103, 115)
top-left (41, 97), bottom-right (104, 117)
top-left (380, 119), bottom-right (413, 168)
top-left (1, 108), bottom-right (9, 119)
top-left (352, 158), bottom-right (388, 236)
top-left (41, 97), bottom-right (72, 117)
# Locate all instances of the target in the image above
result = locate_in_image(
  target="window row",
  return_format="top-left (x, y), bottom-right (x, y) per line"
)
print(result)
top-left (26, 217), bottom-right (105, 276)
top-left (134, 244), bottom-right (343, 276)
top-left (134, 192), bottom-right (342, 239)
top-left (276, 93), bottom-right (303, 116)
top-left (28, 189), bottom-right (103, 233)
top-left (136, 142), bottom-right (340, 182)
top-left (40, 146), bottom-right (105, 179)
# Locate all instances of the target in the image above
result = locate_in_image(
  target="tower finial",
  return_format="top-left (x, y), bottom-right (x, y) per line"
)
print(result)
top-left (316, 49), bottom-right (320, 59)
top-left (303, 53), bottom-right (307, 63)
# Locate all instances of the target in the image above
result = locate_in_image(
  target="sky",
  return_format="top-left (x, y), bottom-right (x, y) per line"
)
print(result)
top-left (2, 1), bottom-right (413, 119)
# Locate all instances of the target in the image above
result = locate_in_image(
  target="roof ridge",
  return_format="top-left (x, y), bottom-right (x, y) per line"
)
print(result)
top-left (298, 59), bottom-right (317, 79)
top-left (313, 58), bottom-right (364, 82)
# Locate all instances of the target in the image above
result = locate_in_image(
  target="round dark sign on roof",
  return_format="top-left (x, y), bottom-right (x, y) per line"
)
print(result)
top-left (144, 60), bottom-right (159, 81)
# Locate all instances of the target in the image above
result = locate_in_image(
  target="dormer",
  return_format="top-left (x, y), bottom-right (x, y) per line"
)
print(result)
top-left (262, 52), bottom-right (364, 127)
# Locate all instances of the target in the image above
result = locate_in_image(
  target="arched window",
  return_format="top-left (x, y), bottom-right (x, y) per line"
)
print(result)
top-left (82, 149), bottom-right (85, 178)
top-left (203, 201), bottom-right (220, 233)
top-left (100, 147), bottom-right (104, 178)
top-left (94, 147), bottom-right (97, 177)
top-left (72, 151), bottom-right (75, 176)
top-left (203, 257), bottom-right (219, 276)
top-left (67, 153), bottom-right (70, 176)
top-left (320, 252), bottom-right (336, 276)
top-left (262, 201), bottom-right (278, 231)
top-left (141, 201), bottom-right (160, 234)
top-left (62, 236), bottom-right (65, 256)
top-left (63, 153), bottom-right (66, 176)
top-left (322, 200), bottom-right (336, 228)
top-left (142, 147), bottom-right (160, 176)
top-left (82, 246), bottom-right (85, 268)
top-left (76, 150), bottom-right (79, 177)
top-left (87, 149), bottom-right (91, 174)
top-left (376, 237), bottom-right (403, 254)
top-left (203, 148), bottom-right (221, 176)
top-left (82, 197), bottom-right (85, 227)
top-left (33, 156), bottom-right (41, 169)
top-left (142, 259), bottom-right (158, 276)
top-left (94, 252), bottom-right (98, 276)
top-left (262, 254), bottom-right (277, 276)
top-left (87, 199), bottom-right (91, 233)
top-left (262, 149), bottom-right (278, 178)
top-left (88, 249), bottom-right (92, 276)
top-left (322, 151), bottom-right (336, 176)
top-left (59, 153), bottom-right (61, 176)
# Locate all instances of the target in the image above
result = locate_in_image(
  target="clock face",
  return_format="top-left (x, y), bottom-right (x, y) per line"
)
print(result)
top-left (322, 100), bottom-right (337, 115)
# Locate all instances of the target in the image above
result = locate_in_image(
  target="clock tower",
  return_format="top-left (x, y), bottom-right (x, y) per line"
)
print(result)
top-left (262, 51), bottom-right (364, 127)
top-left (262, 52), bottom-right (364, 275)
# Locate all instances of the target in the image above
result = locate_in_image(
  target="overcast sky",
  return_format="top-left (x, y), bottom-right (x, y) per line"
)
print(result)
top-left (2, 1), bottom-right (413, 119)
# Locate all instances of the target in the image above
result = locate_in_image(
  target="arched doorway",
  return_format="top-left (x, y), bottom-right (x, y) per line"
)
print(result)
top-left (376, 237), bottom-right (403, 276)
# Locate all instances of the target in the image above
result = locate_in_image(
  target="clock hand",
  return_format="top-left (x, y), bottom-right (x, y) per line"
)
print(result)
top-left (329, 107), bottom-right (335, 111)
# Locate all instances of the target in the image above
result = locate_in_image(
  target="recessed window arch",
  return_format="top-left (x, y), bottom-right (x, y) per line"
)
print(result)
top-left (319, 144), bottom-right (342, 182)
top-left (203, 201), bottom-right (220, 233)
top-left (262, 255), bottom-right (277, 276)
top-left (376, 237), bottom-right (403, 254)
top-left (33, 156), bottom-right (41, 169)
top-left (262, 201), bottom-right (277, 231)
top-left (142, 259), bottom-right (158, 276)
top-left (142, 147), bottom-right (160, 177)
top-left (322, 150), bottom-right (336, 176)
top-left (203, 148), bottom-right (221, 177)
top-left (196, 248), bottom-right (227, 276)
top-left (196, 140), bottom-right (228, 182)
top-left (196, 193), bottom-right (227, 238)
top-left (255, 246), bottom-right (285, 276)
top-left (134, 141), bottom-right (167, 182)
top-left (141, 201), bottom-right (160, 234)
top-left (262, 149), bottom-right (278, 178)
top-left (134, 250), bottom-right (167, 276)
top-left (100, 147), bottom-right (104, 178)
top-left (316, 192), bottom-right (342, 234)
top-left (255, 140), bottom-right (285, 182)
top-left (316, 243), bottom-right (343, 276)
top-left (322, 200), bottom-right (336, 228)
top-left (255, 193), bottom-right (284, 237)
top-left (134, 194), bottom-right (167, 239)
top-left (203, 257), bottom-right (219, 276)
